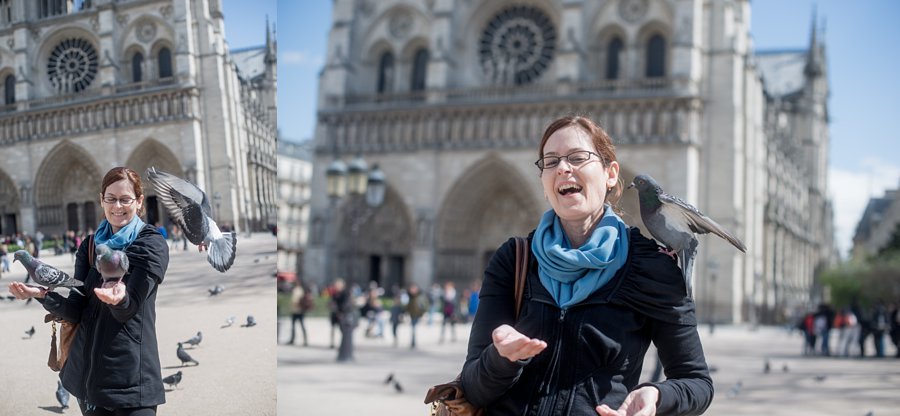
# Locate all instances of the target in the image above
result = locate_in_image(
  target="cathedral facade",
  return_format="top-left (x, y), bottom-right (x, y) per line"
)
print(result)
top-left (305, 0), bottom-right (834, 324)
top-left (0, 0), bottom-right (277, 239)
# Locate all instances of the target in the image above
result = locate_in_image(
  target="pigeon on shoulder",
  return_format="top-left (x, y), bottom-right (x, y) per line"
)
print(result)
top-left (13, 250), bottom-right (84, 294)
top-left (629, 174), bottom-right (746, 298)
top-left (146, 167), bottom-right (237, 272)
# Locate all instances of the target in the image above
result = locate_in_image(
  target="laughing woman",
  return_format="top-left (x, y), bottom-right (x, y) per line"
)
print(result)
top-left (9, 167), bottom-right (169, 416)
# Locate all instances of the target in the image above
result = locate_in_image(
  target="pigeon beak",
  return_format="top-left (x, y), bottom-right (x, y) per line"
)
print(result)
top-left (627, 182), bottom-right (636, 190)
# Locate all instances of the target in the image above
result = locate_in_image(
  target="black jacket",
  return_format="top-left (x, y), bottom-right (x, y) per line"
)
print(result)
top-left (39, 225), bottom-right (169, 408)
top-left (461, 228), bottom-right (713, 415)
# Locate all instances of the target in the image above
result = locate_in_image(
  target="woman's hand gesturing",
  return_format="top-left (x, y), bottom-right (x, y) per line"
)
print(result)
top-left (492, 324), bottom-right (547, 362)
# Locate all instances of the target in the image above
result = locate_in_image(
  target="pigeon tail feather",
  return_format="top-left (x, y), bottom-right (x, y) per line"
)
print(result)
top-left (207, 232), bottom-right (237, 273)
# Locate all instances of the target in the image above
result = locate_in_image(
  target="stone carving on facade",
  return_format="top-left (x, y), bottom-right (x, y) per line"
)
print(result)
top-left (618, 0), bottom-right (649, 24)
top-left (479, 5), bottom-right (556, 86)
top-left (116, 13), bottom-right (129, 26)
top-left (47, 38), bottom-right (99, 94)
top-left (357, 0), bottom-right (375, 18)
top-left (388, 9), bottom-right (413, 40)
top-left (160, 5), bottom-right (173, 19)
top-left (415, 213), bottom-right (433, 246)
top-left (6, 38), bottom-right (12, 48)
top-left (90, 15), bottom-right (100, 32)
top-left (137, 21), bottom-right (157, 43)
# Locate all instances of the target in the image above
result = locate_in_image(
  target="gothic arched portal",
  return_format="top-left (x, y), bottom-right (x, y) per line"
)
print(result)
top-left (0, 168), bottom-right (20, 235)
top-left (335, 184), bottom-right (413, 290)
top-left (126, 138), bottom-right (184, 229)
top-left (33, 141), bottom-right (103, 235)
top-left (435, 155), bottom-right (543, 287)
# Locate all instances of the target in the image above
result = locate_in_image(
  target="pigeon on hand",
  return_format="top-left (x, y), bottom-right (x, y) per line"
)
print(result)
top-left (208, 285), bottom-right (225, 296)
top-left (56, 380), bottom-right (70, 409)
top-left (183, 331), bottom-right (202, 347)
top-left (176, 342), bottom-right (199, 366)
top-left (221, 315), bottom-right (236, 328)
top-left (94, 244), bottom-right (130, 282)
top-left (13, 250), bottom-right (84, 293)
top-left (146, 167), bottom-right (237, 272)
top-left (241, 315), bottom-right (257, 327)
top-left (162, 371), bottom-right (183, 389)
top-left (628, 174), bottom-right (747, 298)
top-left (25, 325), bottom-right (35, 339)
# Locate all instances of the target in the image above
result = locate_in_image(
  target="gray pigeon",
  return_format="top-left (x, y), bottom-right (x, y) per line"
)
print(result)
top-left (25, 325), bottom-right (35, 339)
top-left (221, 315), bottom-right (236, 328)
top-left (56, 380), bottom-right (69, 409)
top-left (208, 284), bottom-right (225, 296)
top-left (162, 371), bottom-right (183, 389)
top-left (242, 315), bottom-right (257, 327)
top-left (94, 244), bottom-right (129, 282)
top-left (628, 174), bottom-right (747, 297)
top-left (146, 167), bottom-right (237, 272)
top-left (183, 331), bottom-right (202, 347)
top-left (13, 250), bottom-right (84, 292)
top-left (176, 342), bottom-right (199, 366)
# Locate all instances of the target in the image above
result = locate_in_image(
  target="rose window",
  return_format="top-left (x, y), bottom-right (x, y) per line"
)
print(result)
top-left (479, 5), bottom-right (556, 85)
top-left (47, 38), bottom-right (99, 93)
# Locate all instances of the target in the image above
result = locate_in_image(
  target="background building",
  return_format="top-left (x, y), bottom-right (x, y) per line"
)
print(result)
top-left (852, 184), bottom-right (900, 259)
top-left (303, 0), bottom-right (835, 324)
top-left (276, 138), bottom-right (312, 277)
top-left (0, 0), bottom-right (277, 238)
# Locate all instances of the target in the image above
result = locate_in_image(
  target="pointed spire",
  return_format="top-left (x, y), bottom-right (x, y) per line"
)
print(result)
top-left (804, 5), bottom-right (823, 77)
top-left (265, 15), bottom-right (276, 64)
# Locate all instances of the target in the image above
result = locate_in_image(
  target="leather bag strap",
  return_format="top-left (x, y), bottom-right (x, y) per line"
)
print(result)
top-left (513, 237), bottom-right (529, 320)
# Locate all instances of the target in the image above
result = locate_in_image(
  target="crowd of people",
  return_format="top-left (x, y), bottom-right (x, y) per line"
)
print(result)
top-left (795, 301), bottom-right (900, 358)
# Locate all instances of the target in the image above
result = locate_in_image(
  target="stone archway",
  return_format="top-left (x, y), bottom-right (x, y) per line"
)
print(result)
top-left (335, 185), bottom-right (413, 290)
top-left (434, 155), bottom-right (543, 286)
top-left (0, 169), bottom-right (20, 235)
top-left (125, 138), bottom-right (183, 228)
top-left (33, 141), bottom-right (103, 235)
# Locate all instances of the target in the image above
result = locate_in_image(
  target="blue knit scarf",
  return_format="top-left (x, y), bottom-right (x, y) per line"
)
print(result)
top-left (94, 216), bottom-right (145, 250)
top-left (531, 206), bottom-right (629, 308)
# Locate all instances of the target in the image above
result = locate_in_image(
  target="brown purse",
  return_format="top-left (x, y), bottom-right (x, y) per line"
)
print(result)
top-left (46, 235), bottom-right (93, 372)
top-left (424, 237), bottom-right (530, 416)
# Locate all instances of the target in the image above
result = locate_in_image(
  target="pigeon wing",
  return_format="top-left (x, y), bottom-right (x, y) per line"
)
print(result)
top-left (658, 192), bottom-right (747, 252)
top-left (147, 168), bottom-right (210, 245)
top-left (35, 264), bottom-right (76, 287)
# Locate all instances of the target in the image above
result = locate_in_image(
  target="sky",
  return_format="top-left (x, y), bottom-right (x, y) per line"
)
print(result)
top-left (263, 1), bottom-right (900, 258)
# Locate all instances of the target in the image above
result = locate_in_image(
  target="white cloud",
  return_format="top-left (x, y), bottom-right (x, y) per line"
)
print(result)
top-left (280, 50), bottom-right (323, 68)
top-left (829, 158), bottom-right (900, 258)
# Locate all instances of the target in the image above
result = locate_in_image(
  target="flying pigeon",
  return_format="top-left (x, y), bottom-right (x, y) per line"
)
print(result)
top-left (162, 371), bottom-right (183, 389)
top-left (183, 331), bottom-right (202, 348)
top-left (221, 315), bottom-right (236, 328)
top-left (242, 315), bottom-right (257, 327)
top-left (145, 167), bottom-right (237, 272)
top-left (13, 250), bottom-right (84, 293)
top-left (56, 381), bottom-right (70, 410)
top-left (208, 285), bottom-right (225, 296)
top-left (176, 342), bottom-right (199, 366)
top-left (94, 244), bottom-right (130, 282)
top-left (628, 174), bottom-right (747, 297)
top-left (25, 325), bottom-right (35, 339)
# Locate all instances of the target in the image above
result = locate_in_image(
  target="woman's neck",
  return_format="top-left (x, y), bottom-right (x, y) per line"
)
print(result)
top-left (560, 207), bottom-right (606, 248)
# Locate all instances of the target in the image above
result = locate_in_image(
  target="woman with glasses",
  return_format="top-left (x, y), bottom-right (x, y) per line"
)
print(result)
top-left (9, 167), bottom-right (169, 416)
top-left (459, 116), bottom-right (713, 415)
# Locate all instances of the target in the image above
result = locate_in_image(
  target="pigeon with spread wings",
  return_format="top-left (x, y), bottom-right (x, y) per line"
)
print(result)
top-left (146, 167), bottom-right (237, 272)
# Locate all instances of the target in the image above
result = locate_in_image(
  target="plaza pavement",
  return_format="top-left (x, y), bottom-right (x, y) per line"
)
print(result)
top-left (0, 233), bottom-right (277, 415)
top-left (278, 314), bottom-right (900, 416)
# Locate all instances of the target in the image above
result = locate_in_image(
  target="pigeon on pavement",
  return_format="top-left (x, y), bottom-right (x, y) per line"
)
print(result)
top-left (25, 325), bottom-right (35, 339)
top-left (725, 380), bottom-right (743, 398)
top-left (628, 174), bottom-right (747, 297)
top-left (13, 250), bottom-right (84, 293)
top-left (176, 342), bottom-right (199, 366)
top-left (56, 380), bottom-right (69, 409)
top-left (208, 285), bottom-right (225, 296)
top-left (221, 315), bottom-right (236, 328)
top-left (183, 331), bottom-right (202, 348)
top-left (763, 358), bottom-right (771, 374)
top-left (384, 373), bottom-right (394, 385)
top-left (242, 315), bottom-right (257, 327)
top-left (162, 371), bottom-right (183, 389)
top-left (94, 244), bottom-right (130, 282)
top-left (146, 167), bottom-right (237, 272)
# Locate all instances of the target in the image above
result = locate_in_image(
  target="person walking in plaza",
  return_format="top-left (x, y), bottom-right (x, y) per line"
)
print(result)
top-left (459, 116), bottom-right (713, 415)
top-left (389, 290), bottom-right (406, 347)
top-left (836, 307), bottom-right (861, 357)
top-left (890, 301), bottom-right (900, 357)
top-left (871, 301), bottom-right (889, 358)
top-left (438, 281), bottom-right (458, 343)
top-left (331, 278), bottom-right (356, 362)
top-left (8, 166), bottom-right (169, 416)
top-left (288, 281), bottom-right (313, 346)
top-left (405, 283), bottom-right (428, 349)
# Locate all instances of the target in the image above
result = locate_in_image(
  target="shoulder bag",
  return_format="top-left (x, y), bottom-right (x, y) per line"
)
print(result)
top-left (47, 235), bottom-right (93, 372)
top-left (424, 236), bottom-right (530, 416)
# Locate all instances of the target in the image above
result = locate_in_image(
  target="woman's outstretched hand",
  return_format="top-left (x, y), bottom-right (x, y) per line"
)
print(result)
top-left (8, 281), bottom-right (46, 299)
top-left (492, 324), bottom-right (547, 362)
top-left (596, 386), bottom-right (659, 416)
top-left (95, 279), bottom-right (126, 305)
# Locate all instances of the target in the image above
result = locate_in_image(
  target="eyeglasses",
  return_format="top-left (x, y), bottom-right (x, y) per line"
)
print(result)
top-left (535, 150), bottom-right (602, 170)
top-left (102, 196), bottom-right (136, 206)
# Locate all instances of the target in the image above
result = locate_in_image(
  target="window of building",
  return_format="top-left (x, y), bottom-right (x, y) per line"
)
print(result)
top-left (0, 0), bottom-right (12, 24)
top-left (410, 48), bottom-right (428, 91)
top-left (606, 37), bottom-right (623, 80)
top-left (158, 47), bottom-right (172, 79)
top-left (4, 74), bottom-right (14, 105)
top-left (131, 52), bottom-right (143, 83)
top-left (646, 34), bottom-right (666, 78)
top-left (377, 51), bottom-right (394, 94)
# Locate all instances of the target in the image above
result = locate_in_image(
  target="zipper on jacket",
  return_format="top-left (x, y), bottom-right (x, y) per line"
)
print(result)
top-left (536, 308), bottom-right (568, 414)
